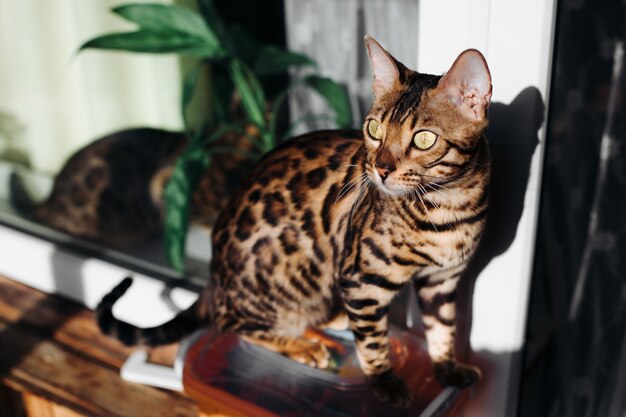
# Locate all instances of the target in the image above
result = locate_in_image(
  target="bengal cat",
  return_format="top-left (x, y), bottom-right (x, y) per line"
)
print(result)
top-left (97, 36), bottom-right (492, 407)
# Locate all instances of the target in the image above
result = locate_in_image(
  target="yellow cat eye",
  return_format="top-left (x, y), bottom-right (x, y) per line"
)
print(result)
top-left (367, 120), bottom-right (384, 140)
top-left (413, 130), bottom-right (438, 150)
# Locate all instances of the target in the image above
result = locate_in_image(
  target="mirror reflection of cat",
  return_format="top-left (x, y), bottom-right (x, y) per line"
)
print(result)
top-left (10, 127), bottom-right (252, 248)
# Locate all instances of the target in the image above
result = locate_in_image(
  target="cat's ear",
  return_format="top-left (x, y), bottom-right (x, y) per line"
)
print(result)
top-left (364, 35), bottom-right (402, 97)
top-left (438, 49), bottom-right (492, 120)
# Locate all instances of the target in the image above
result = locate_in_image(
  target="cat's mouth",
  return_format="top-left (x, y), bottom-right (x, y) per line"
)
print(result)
top-left (370, 171), bottom-right (410, 197)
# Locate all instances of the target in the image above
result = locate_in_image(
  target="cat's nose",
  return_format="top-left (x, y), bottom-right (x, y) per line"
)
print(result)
top-left (375, 163), bottom-right (395, 181)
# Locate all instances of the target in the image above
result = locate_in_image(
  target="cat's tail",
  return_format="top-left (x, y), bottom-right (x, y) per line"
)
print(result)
top-left (96, 277), bottom-right (203, 346)
top-left (9, 172), bottom-right (38, 218)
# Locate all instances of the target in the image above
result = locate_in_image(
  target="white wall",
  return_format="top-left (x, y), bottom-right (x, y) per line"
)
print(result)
top-left (0, 0), bottom-right (183, 174)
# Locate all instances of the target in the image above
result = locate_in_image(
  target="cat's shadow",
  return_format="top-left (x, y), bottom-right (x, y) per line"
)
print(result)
top-left (399, 87), bottom-right (544, 354)
top-left (455, 86), bottom-right (545, 352)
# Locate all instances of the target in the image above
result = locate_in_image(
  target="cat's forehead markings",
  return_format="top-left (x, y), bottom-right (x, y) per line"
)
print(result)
top-left (379, 108), bottom-right (392, 123)
top-left (389, 73), bottom-right (441, 125)
top-left (420, 115), bottom-right (434, 125)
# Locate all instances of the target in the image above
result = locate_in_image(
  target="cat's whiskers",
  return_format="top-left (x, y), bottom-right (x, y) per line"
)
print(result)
top-left (424, 181), bottom-right (454, 193)
top-left (325, 149), bottom-right (354, 158)
top-left (465, 158), bottom-right (489, 170)
top-left (337, 173), bottom-right (368, 201)
top-left (423, 182), bottom-right (448, 202)
top-left (418, 183), bottom-right (439, 210)
top-left (334, 164), bottom-right (360, 172)
top-left (422, 184), bottom-right (456, 229)
top-left (421, 186), bottom-right (449, 228)
top-left (348, 177), bottom-right (372, 230)
top-left (418, 173), bottom-right (450, 181)
top-left (328, 172), bottom-right (368, 218)
top-left (421, 183), bottom-right (457, 228)
top-left (348, 182), bottom-right (366, 226)
top-left (414, 186), bottom-right (438, 232)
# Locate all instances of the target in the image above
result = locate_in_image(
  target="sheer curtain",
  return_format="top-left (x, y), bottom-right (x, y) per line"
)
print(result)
top-left (0, 0), bottom-right (184, 174)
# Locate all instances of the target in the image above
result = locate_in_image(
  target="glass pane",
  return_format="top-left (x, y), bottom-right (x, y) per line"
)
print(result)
top-left (0, 0), bottom-right (285, 281)
top-left (521, 1), bottom-right (626, 415)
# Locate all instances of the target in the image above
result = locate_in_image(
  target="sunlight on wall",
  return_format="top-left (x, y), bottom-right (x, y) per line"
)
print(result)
top-left (0, 0), bottom-right (184, 174)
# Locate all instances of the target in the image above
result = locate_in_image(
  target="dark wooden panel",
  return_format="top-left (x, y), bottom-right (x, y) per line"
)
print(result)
top-left (0, 383), bottom-right (27, 417)
top-left (0, 275), bottom-right (196, 417)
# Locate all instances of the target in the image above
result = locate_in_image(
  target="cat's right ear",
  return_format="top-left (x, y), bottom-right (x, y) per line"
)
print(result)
top-left (364, 36), bottom-right (401, 98)
top-left (437, 49), bottom-right (492, 121)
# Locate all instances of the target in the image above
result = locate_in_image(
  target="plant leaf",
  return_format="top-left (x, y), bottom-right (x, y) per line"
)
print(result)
top-left (80, 30), bottom-right (221, 56)
top-left (242, 63), bottom-right (266, 117)
top-left (163, 149), bottom-right (210, 271)
top-left (181, 65), bottom-right (202, 129)
top-left (254, 45), bottom-right (316, 76)
top-left (112, 3), bottom-right (220, 48)
top-left (228, 61), bottom-right (274, 152)
top-left (196, 0), bottom-right (229, 49)
top-left (228, 60), bottom-right (266, 128)
top-left (303, 75), bottom-right (353, 128)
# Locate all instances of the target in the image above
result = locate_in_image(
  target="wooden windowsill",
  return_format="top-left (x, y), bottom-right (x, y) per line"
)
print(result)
top-left (0, 275), bottom-right (197, 417)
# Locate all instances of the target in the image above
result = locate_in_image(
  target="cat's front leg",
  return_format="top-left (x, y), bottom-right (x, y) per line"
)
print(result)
top-left (415, 268), bottom-right (481, 388)
top-left (340, 273), bottom-right (412, 408)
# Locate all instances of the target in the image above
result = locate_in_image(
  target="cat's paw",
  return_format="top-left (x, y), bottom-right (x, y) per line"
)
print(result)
top-left (369, 370), bottom-right (413, 408)
top-left (286, 339), bottom-right (331, 369)
top-left (433, 361), bottom-right (481, 388)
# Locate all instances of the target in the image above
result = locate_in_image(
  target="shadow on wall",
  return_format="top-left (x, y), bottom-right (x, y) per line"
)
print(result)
top-left (454, 86), bottom-right (544, 415)
top-left (458, 85), bottom-right (545, 342)
top-left (476, 87), bottom-right (545, 270)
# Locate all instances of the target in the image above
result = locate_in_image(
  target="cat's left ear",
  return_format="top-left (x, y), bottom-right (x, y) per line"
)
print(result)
top-left (438, 49), bottom-right (492, 121)
top-left (364, 35), bottom-right (403, 98)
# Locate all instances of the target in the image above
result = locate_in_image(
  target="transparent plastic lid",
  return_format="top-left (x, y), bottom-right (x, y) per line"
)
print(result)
top-left (183, 326), bottom-right (464, 416)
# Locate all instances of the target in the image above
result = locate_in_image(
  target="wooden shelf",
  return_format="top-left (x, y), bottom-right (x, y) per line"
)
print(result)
top-left (0, 275), bottom-right (196, 417)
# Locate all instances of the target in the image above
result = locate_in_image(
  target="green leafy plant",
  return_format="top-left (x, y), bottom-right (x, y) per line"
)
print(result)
top-left (80, 0), bottom-right (353, 271)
